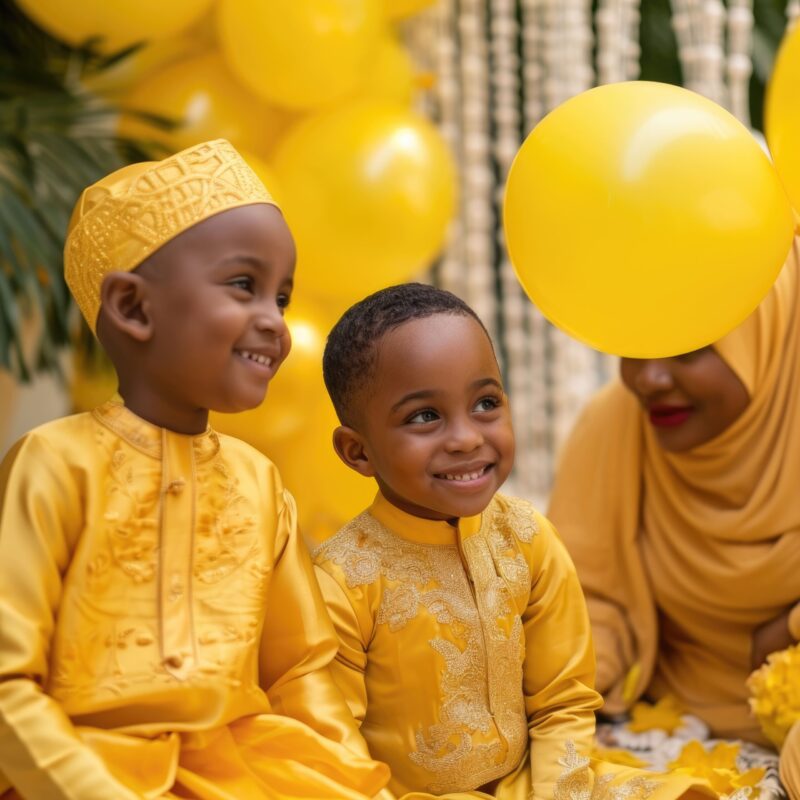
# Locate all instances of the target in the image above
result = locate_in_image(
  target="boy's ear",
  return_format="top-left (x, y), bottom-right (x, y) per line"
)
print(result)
top-left (99, 271), bottom-right (153, 342)
top-left (333, 425), bottom-right (375, 478)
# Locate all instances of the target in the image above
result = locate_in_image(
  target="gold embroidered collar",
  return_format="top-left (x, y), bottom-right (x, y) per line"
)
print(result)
top-left (368, 492), bottom-right (482, 546)
top-left (92, 396), bottom-right (220, 462)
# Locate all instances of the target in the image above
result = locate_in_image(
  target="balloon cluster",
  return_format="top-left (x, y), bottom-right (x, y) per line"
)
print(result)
top-left (22, 0), bottom-right (455, 540)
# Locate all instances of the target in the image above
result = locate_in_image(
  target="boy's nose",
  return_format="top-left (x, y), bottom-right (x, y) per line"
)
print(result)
top-left (253, 301), bottom-right (288, 336)
top-left (444, 417), bottom-right (484, 453)
top-left (635, 359), bottom-right (674, 395)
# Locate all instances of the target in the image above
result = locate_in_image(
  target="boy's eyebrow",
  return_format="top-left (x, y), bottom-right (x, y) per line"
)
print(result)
top-left (217, 257), bottom-right (294, 287)
top-left (390, 378), bottom-right (503, 412)
top-left (471, 377), bottom-right (503, 391)
top-left (391, 389), bottom-right (437, 412)
top-left (218, 255), bottom-right (266, 268)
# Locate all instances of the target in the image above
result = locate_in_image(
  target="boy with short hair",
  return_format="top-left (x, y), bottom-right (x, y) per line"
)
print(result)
top-left (0, 140), bottom-right (388, 800)
top-left (313, 283), bottom-right (710, 800)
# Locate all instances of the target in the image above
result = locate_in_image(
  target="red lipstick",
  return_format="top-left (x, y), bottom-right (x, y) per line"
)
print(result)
top-left (648, 405), bottom-right (693, 428)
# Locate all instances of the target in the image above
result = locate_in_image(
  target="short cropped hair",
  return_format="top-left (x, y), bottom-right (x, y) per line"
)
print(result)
top-left (323, 282), bottom-right (491, 426)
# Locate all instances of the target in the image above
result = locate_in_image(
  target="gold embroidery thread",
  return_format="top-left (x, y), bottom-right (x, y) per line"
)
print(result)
top-left (315, 494), bottom-right (536, 793)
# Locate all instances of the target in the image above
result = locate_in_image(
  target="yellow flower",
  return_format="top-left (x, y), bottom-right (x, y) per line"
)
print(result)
top-left (627, 695), bottom-right (685, 734)
top-left (668, 740), bottom-right (764, 798)
top-left (591, 746), bottom-right (648, 769)
top-left (748, 642), bottom-right (800, 749)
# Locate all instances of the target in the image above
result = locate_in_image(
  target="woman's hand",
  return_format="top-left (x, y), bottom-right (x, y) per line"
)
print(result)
top-left (752, 608), bottom-right (795, 670)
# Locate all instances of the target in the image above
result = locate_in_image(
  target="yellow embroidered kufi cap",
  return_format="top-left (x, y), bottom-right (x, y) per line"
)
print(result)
top-left (64, 139), bottom-right (277, 332)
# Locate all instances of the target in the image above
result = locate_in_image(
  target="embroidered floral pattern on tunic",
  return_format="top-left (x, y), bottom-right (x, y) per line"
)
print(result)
top-left (50, 402), bottom-right (268, 701)
top-left (193, 458), bottom-right (257, 584)
top-left (101, 433), bottom-right (160, 583)
top-left (315, 493), bottom-right (538, 793)
top-left (94, 408), bottom-right (256, 587)
top-left (554, 742), bottom-right (658, 800)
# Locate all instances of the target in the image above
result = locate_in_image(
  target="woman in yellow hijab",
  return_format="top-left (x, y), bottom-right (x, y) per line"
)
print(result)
top-left (548, 242), bottom-right (800, 797)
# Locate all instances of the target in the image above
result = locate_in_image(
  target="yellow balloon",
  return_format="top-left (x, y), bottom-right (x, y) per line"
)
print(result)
top-left (503, 81), bottom-right (794, 358)
top-left (272, 101), bottom-right (457, 299)
top-left (119, 53), bottom-right (291, 155)
top-left (217, 0), bottom-right (381, 110)
top-left (383, 0), bottom-right (437, 21)
top-left (84, 34), bottom-right (202, 96)
top-left (271, 399), bottom-right (375, 547)
top-left (71, 353), bottom-right (118, 413)
top-left (766, 24), bottom-right (800, 216)
top-left (83, 8), bottom-right (216, 96)
top-left (358, 35), bottom-right (415, 105)
top-left (211, 297), bottom-right (333, 449)
top-left (15, 0), bottom-right (213, 52)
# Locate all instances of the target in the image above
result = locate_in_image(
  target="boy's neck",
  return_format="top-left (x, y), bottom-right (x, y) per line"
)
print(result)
top-left (377, 486), bottom-right (463, 528)
top-left (117, 383), bottom-right (209, 435)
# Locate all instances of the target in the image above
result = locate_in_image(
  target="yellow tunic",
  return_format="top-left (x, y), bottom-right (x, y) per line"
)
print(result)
top-left (0, 400), bottom-right (388, 800)
top-left (313, 492), bottom-right (601, 799)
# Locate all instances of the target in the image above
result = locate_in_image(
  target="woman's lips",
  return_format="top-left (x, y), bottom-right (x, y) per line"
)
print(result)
top-left (648, 405), bottom-right (694, 428)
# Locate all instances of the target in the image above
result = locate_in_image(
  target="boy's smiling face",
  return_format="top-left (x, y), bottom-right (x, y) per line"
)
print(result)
top-left (338, 313), bottom-right (515, 521)
top-left (103, 204), bottom-right (296, 432)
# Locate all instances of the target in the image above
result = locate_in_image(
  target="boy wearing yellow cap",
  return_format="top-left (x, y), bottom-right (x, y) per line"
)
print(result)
top-left (0, 140), bottom-right (388, 800)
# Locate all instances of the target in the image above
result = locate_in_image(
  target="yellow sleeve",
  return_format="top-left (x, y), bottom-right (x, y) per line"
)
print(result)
top-left (313, 566), bottom-right (370, 725)
top-left (0, 434), bottom-right (140, 800)
top-left (522, 514), bottom-right (602, 800)
top-left (584, 598), bottom-right (637, 698)
top-left (781, 722), bottom-right (800, 800)
top-left (258, 489), bottom-right (373, 760)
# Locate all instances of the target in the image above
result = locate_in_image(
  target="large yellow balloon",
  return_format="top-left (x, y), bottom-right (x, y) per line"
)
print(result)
top-left (217, 0), bottom-right (381, 110)
top-left (84, 34), bottom-right (201, 96)
top-left (118, 53), bottom-right (290, 156)
top-left (211, 297), bottom-right (333, 449)
top-left (83, 9), bottom-right (215, 96)
top-left (766, 24), bottom-right (800, 215)
top-left (358, 35), bottom-right (415, 106)
top-left (71, 352), bottom-right (118, 413)
top-left (383, 0), bottom-right (437, 21)
top-left (15, 0), bottom-right (213, 52)
top-left (271, 399), bottom-right (376, 547)
top-left (272, 101), bottom-right (457, 299)
top-left (504, 81), bottom-right (794, 358)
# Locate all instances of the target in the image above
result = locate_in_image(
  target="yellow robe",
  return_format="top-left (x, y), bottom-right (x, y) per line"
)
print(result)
top-left (0, 399), bottom-right (388, 800)
top-left (314, 491), bottom-right (647, 799)
top-left (548, 244), bottom-right (800, 788)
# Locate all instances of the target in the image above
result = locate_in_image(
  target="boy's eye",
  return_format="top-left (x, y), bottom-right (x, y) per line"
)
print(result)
top-left (227, 276), bottom-right (254, 293)
top-left (277, 293), bottom-right (291, 311)
top-left (407, 409), bottom-right (439, 425)
top-left (474, 395), bottom-right (501, 413)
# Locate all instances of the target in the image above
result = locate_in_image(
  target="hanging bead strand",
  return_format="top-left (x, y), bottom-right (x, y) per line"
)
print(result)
top-left (727, 0), bottom-right (754, 125)
top-left (491, 0), bottom-right (534, 499)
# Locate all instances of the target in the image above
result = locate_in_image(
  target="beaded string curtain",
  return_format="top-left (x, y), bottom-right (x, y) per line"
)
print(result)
top-left (405, 0), bottom-right (794, 506)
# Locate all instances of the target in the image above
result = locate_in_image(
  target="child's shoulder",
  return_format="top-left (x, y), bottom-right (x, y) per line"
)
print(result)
top-left (485, 491), bottom-right (552, 544)
top-left (214, 429), bottom-right (278, 468)
top-left (3, 411), bottom-right (97, 464)
top-left (312, 508), bottom-right (422, 589)
top-left (213, 430), bottom-right (283, 474)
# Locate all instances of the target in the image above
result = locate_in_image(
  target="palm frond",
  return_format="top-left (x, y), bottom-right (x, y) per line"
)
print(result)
top-left (0, 0), bottom-right (169, 380)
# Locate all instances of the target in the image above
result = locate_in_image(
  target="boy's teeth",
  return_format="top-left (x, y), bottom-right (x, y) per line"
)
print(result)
top-left (442, 468), bottom-right (485, 482)
top-left (239, 350), bottom-right (272, 366)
